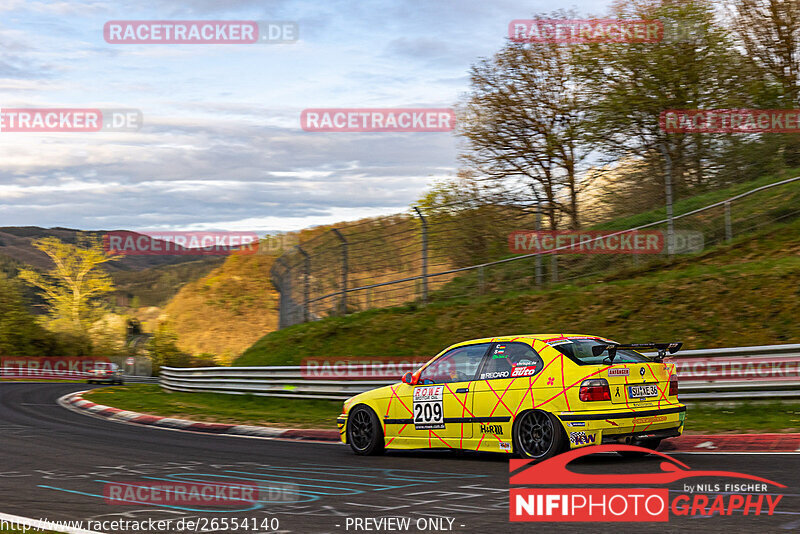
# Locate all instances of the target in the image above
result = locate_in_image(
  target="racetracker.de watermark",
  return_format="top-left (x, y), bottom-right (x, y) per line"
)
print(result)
top-left (104, 21), bottom-right (298, 44)
top-left (660, 109), bottom-right (800, 133)
top-left (104, 231), bottom-right (260, 256)
top-left (0, 357), bottom-right (109, 379)
top-left (509, 19), bottom-right (663, 43)
top-left (0, 108), bottom-right (141, 132)
top-left (301, 108), bottom-right (456, 132)
top-left (103, 481), bottom-right (298, 506)
top-left (301, 356), bottom-right (430, 379)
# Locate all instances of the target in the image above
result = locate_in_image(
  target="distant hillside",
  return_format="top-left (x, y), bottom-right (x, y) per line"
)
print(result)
top-left (111, 258), bottom-right (225, 307)
top-left (0, 227), bottom-right (218, 272)
top-left (161, 253), bottom-right (280, 363)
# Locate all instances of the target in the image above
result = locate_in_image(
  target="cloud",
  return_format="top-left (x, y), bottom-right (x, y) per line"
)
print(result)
top-left (0, 0), bottom-right (612, 233)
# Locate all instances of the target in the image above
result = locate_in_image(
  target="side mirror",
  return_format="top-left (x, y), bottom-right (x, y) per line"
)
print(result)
top-left (401, 371), bottom-right (415, 385)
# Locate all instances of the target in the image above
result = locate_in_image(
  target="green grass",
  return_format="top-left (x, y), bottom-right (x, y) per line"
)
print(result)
top-left (429, 175), bottom-right (800, 301)
top-left (83, 384), bottom-right (341, 428)
top-left (684, 402), bottom-right (800, 434)
top-left (83, 386), bottom-right (800, 434)
top-left (593, 171), bottom-right (800, 230)
top-left (236, 218), bottom-right (800, 366)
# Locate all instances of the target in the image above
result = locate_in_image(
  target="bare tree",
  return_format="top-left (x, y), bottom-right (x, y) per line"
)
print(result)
top-left (458, 21), bottom-right (591, 230)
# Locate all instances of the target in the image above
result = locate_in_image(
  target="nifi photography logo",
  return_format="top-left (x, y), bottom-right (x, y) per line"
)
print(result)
top-left (509, 445), bottom-right (784, 522)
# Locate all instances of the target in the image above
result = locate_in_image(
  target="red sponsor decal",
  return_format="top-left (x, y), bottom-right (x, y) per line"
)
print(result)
top-left (301, 356), bottom-right (430, 380)
top-left (511, 365), bottom-right (539, 378)
top-left (509, 230), bottom-right (664, 254)
top-left (300, 109), bottom-right (455, 132)
top-left (660, 109), bottom-right (800, 133)
top-left (608, 368), bottom-right (630, 377)
top-left (103, 481), bottom-right (258, 506)
top-left (0, 357), bottom-right (109, 379)
top-left (104, 231), bottom-right (259, 256)
top-left (510, 488), bottom-right (668, 521)
top-left (509, 19), bottom-right (663, 43)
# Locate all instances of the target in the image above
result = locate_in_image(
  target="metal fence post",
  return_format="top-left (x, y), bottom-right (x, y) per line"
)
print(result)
top-left (332, 229), bottom-right (348, 315)
top-left (724, 201), bottom-right (733, 242)
top-left (271, 258), bottom-right (288, 329)
top-left (551, 255), bottom-right (558, 283)
top-left (413, 207), bottom-right (428, 303)
top-left (296, 245), bottom-right (310, 323)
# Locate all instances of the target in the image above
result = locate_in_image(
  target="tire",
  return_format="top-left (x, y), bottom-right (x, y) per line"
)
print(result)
top-left (513, 410), bottom-right (565, 461)
top-left (347, 405), bottom-right (385, 456)
top-left (617, 438), bottom-right (662, 458)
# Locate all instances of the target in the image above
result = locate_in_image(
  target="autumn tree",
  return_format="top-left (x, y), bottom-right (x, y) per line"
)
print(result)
top-left (19, 234), bottom-right (121, 336)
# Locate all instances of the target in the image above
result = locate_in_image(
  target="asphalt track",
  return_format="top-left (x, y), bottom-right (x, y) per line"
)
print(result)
top-left (0, 383), bottom-right (798, 534)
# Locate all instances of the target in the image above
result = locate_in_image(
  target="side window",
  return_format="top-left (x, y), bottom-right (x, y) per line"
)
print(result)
top-left (479, 342), bottom-right (543, 380)
top-left (418, 343), bottom-right (490, 384)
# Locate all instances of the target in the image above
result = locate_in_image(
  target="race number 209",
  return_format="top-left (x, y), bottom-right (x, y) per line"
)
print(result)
top-left (413, 385), bottom-right (444, 430)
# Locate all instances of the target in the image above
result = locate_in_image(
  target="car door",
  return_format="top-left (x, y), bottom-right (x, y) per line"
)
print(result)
top-left (391, 342), bottom-right (490, 443)
top-left (471, 341), bottom-right (545, 450)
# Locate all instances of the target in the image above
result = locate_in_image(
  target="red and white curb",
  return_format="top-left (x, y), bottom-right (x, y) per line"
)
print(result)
top-left (59, 391), bottom-right (341, 442)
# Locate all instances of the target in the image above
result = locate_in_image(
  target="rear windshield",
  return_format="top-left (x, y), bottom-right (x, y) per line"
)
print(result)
top-left (547, 338), bottom-right (650, 365)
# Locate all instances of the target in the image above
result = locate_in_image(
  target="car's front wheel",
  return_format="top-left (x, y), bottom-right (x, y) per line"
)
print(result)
top-left (513, 410), bottom-right (565, 460)
top-left (347, 405), bottom-right (385, 456)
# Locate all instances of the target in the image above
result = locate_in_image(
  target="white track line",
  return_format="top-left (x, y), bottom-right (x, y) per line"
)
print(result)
top-left (0, 511), bottom-right (103, 534)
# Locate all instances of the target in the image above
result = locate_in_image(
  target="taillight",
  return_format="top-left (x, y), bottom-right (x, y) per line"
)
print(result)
top-left (579, 379), bottom-right (611, 402)
top-left (669, 374), bottom-right (678, 396)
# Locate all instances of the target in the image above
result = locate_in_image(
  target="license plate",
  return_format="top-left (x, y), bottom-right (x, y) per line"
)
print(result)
top-left (628, 384), bottom-right (658, 398)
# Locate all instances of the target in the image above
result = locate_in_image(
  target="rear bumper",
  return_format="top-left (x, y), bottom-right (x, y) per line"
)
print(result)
top-left (557, 404), bottom-right (686, 448)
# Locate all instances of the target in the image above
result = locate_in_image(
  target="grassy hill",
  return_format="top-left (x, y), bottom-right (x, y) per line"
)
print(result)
top-left (111, 258), bottom-right (224, 307)
top-left (235, 216), bottom-right (800, 366)
top-left (161, 253), bottom-right (279, 363)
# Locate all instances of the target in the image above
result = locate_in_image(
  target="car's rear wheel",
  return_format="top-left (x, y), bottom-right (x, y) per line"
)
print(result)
top-left (513, 410), bottom-right (565, 460)
top-left (347, 405), bottom-right (385, 456)
top-left (617, 438), bottom-right (662, 458)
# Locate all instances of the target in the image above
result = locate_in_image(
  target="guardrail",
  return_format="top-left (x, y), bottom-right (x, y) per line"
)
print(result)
top-left (160, 343), bottom-right (800, 402)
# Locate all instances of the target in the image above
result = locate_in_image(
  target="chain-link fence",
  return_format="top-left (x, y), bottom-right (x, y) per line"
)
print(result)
top-left (271, 176), bottom-right (800, 329)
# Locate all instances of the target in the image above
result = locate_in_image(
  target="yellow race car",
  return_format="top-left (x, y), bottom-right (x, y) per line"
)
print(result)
top-left (337, 334), bottom-right (685, 459)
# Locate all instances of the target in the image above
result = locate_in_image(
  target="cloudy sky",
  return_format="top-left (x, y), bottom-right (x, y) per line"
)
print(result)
top-left (0, 0), bottom-right (609, 234)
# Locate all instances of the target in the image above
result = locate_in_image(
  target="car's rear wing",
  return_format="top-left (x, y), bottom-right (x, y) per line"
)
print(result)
top-left (591, 342), bottom-right (683, 362)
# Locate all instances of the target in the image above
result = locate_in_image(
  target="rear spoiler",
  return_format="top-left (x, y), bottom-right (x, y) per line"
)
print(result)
top-left (591, 342), bottom-right (683, 362)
